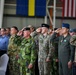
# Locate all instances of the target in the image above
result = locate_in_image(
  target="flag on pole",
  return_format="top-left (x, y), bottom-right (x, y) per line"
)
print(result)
top-left (62, 0), bottom-right (76, 17)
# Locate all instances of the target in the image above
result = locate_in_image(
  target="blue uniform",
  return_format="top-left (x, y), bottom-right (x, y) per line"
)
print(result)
top-left (0, 35), bottom-right (9, 50)
top-left (0, 35), bottom-right (9, 56)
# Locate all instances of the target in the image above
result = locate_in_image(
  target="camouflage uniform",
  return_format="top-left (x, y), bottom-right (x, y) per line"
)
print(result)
top-left (8, 35), bottom-right (21, 75)
top-left (70, 35), bottom-right (76, 75)
top-left (51, 41), bottom-right (59, 75)
top-left (70, 35), bottom-right (76, 46)
top-left (31, 32), bottom-right (39, 75)
top-left (18, 37), bottom-right (36, 75)
top-left (34, 33), bottom-right (52, 75)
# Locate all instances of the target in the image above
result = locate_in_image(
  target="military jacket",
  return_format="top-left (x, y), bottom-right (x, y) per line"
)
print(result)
top-left (8, 35), bottom-right (21, 75)
top-left (51, 32), bottom-right (75, 62)
top-left (70, 35), bottom-right (76, 45)
top-left (18, 37), bottom-right (36, 66)
top-left (8, 35), bottom-right (20, 56)
top-left (33, 34), bottom-right (53, 63)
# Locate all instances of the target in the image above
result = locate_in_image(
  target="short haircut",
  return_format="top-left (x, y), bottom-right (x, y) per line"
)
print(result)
top-left (1, 28), bottom-right (6, 31)
top-left (6, 27), bottom-right (10, 31)
top-left (11, 26), bottom-right (18, 32)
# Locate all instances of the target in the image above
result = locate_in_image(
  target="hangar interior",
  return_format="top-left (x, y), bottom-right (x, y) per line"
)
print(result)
top-left (0, 0), bottom-right (76, 29)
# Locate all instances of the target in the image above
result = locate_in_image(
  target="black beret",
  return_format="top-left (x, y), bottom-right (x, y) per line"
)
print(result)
top-left (23, 27), bottom-right (30, 31)
top-left (41, 23), bottom-right (49, 29)
top-left (54, 28), bottom-right (58, 30)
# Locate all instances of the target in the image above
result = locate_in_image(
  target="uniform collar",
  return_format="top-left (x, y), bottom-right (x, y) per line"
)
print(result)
top-left (1, 35), bottom-right (6, 38)
top-left (62, 34), bottom-right (70, 39)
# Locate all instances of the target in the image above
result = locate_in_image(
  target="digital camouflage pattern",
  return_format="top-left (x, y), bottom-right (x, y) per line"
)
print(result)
top-left (18, 37), bottom-right (37, 75)
top-left (34, 33), bottom-right (53, 75)
top-left (8, 35), bottom-right (21, 75)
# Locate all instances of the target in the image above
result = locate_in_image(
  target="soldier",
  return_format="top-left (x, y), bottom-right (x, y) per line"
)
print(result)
top-left (50, 23), bottom-right (75, 75)
top-left (6, 27), bottom-right (11, 37)
top-left (70, 34), bottom-right (76, 45)
top-left (69, 28), bottom-right (76, 36)
top-left (50, 28), bottom-right (59, 75)
top-left (28, 25), bottom-right (39, 75)
top-left (0, 28), bottom-right (9, 56)
top-left (70, 35), bottom-right (76, 75)
top-left (28, 25), bottom-right (35, 33)
top-left (18, 27), bottom-right (36, 75)
top-left (8, 26), bottom-right (20, 75)
top-left (33, 24), bottom-right (52, 75)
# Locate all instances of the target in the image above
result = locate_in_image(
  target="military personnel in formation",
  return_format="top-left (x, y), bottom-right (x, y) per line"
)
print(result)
top-left (70, 34), bottom-right (76, 75)
top-left (50, 28), bottom-right (59, 75)
top-left (28, 25), bottom-right (39, 75)
top-left (8, 26), bottom-right (20, 75)
top-left (17, 27), bottom-right (37, 75)
top-left (6, 27), bottom-right (11, 37)
top-left (33, 24), bottom-right (52, 75)
top-left (70, 34), bottom-right (76, 46)
top-left (69, 28), bottom-right (76, 36)
top-left (50, 23), bottom-right (75, 75)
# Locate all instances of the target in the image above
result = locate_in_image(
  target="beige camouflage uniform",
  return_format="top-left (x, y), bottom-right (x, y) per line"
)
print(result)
top-left (34, 32), bottom-right (53, 75)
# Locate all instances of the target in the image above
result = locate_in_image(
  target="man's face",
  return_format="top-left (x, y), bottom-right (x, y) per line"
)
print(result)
top-left (61, 27), bottom-right (68, 35)
top-left (1, 29), bottom-right (6, 35)
top-left (11, 28), bottom-right (17, 35)
top-left (6, 29), bottom-right (10, 34)
top-left (69, 32), bottom-right (76, 36)
top-left (41, 27), bottom-right (48, 34)
top-left (23, 30), bottom-right (31, 37)
top-left (30, 27), bottom-right (34, 32)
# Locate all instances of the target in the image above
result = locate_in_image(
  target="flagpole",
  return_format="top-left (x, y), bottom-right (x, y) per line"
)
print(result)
top-left (44, 0), bottom-right (48, 24)
top-left (53, 0), bottom-right (56, 28)
top-left (0, 0), bottom-right (5, 28)
top-left (45, 0), bottom-right (53, 26)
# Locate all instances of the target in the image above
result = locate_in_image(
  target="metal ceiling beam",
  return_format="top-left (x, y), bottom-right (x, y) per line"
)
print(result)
top-left (0, 0), bottom-right (5, 28)
top-left (45, 0), bottom-right (56, 28)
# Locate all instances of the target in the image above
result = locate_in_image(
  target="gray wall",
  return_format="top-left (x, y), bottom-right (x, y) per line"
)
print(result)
top-left (56, 19), bottom-right (76, 28)
top-left (3, 17), bottom-right (45, 30)
top-left (3, 16), bottom-right (76, 30)
top-left (3, 1), bottom-right (76, 29)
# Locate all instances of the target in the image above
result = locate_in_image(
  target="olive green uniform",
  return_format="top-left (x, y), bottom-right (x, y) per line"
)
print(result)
top-left (51, 32), bottom-right (75, 75)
